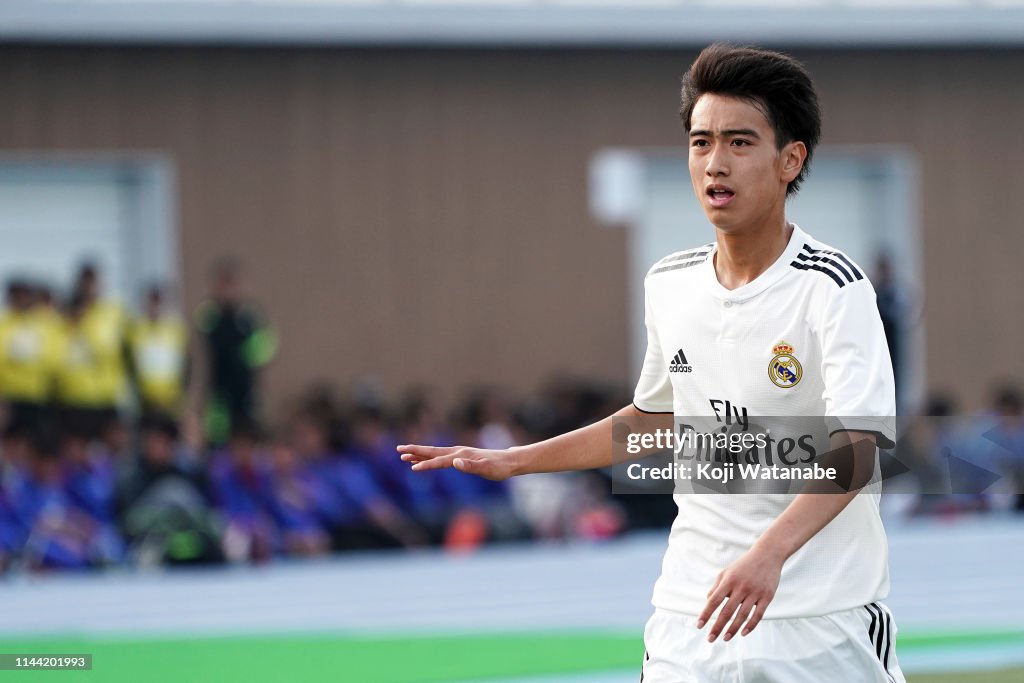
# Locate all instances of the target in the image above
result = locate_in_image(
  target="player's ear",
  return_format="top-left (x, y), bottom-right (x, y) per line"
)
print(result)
top-left (780, 140), bottom-right (806, 185)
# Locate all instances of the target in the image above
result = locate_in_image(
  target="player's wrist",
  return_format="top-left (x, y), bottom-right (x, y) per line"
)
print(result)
top-left (504, 445), bottom-right (533, 477)
top-left (750, 535), bottom-right (792, 567)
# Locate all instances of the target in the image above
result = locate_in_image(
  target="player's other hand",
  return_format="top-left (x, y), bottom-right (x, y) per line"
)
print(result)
top-left (696, 545), bottom-right (784, 643)
top-left (397, 444), bottom-right (520, 481)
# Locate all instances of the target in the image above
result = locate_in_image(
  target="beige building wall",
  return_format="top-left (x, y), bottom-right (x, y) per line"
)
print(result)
top-left (0, 46), bottom-right (1019, 411)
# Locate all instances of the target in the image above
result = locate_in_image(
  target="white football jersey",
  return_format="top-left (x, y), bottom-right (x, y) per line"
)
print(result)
top-left (633, 223), bottom-right (896, 619)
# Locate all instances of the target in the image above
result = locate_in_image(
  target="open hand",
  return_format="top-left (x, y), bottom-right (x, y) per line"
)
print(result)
top-left (397, 444), bottom-right (520, 481)
top-left (697, 546), bottom-right (784, 642)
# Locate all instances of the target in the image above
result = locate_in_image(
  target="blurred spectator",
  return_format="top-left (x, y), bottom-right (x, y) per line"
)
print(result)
top-left (466, 387), bottom-right (518, 452)
top-left (209, 420), bottom-right (277, 563)
top-left (536, 373), bottom-right (589, 439)
top-left (291, 410), bottom-right (428, 550)
top-left (573, 472), bottom-right (627, 541)
top-left (8, 432), bottom-right (121, 570)
top-left (72, 262), bottom-right (129, 428)
top-left (32, 281), bottom-right (62, 330)
top-left (264, 429), bottom-right (331, 558)
top-left (891, 394), bottom-right (955, 516)
top-left (349, 403), bottom-right (472, 545)
top-left (983, 384), bottom-right (1024, 512)
top-left (116, 414), bottom-right (222, 566)
top-left (892, 392), bottom-right (1008, 517)
top-left (0, 424), bottom-right (34, 570)
top-left (497, 381), bottom-right (629, 541)
top-left (61, 425), bottom-right (125, 569)
top-left (101, 415), bottom-right (134, 465)
top-left (442, 394), bottom-right (530, 547)
top-left (930, 385), bottom-right (1024, 515)
top-left (0, 278), bottom-right (58, 433)
top-left (0, 485), bottom-right (19, 573)
top-left (53, 293), bottom-right (117, 439)
top-left (195, 258), bottom-right (276, 446)
top-left (499, 406), bottom-right (579, 539)
top-left (128, 284), bottom-right (189, 418)
top-left (1, 423), bottom-right (33, 486)
top-left (873, 254), bottom-right (911, 407)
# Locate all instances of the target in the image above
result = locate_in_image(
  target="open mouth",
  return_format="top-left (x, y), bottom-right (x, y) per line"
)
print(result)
top-left (706, 186), bottom-right (735, 208)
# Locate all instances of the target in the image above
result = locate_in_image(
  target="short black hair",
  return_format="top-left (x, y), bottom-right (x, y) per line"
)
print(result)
top-left (679, 43), bottom-right (822, 196)
top-left (230, 416), bottom-right (264, 442)
top-left (924, 393), bottom-right (957, 418)
top-left (994, 384), bottom-right (1022, 414)
top-left (210, 256), bottom-right (242, 281)
top-left (75, 260), bottom-right (99, 283)
top-left (139, 412), bottom-right (180, 440)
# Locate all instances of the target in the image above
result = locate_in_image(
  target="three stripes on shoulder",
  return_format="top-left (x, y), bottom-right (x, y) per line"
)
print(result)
top-left (790, 244), bottom-right (864, 288)
top-left (648, 244), bottom-right (715, 276)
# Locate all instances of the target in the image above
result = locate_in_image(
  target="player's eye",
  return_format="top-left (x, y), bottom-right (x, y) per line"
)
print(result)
top-left (691, 139), bottom-right (709, 148)
top-left (731, 139), bottom-right (751, 147)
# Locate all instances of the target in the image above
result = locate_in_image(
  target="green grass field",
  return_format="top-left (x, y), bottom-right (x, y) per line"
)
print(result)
top-left (912, 671), bottom-right (1024, 683)
top-left (1, 632), bottom-right (1022, 682)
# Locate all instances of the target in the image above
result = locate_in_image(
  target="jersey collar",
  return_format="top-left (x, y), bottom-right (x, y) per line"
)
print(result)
top-left (701, 223), bottom-right (806, 302)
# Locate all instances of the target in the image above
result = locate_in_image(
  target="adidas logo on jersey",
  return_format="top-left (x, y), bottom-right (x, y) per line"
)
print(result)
top-left (669, 349), bottom-right (692, 373)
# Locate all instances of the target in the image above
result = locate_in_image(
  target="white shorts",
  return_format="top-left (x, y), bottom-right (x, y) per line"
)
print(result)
top-left (640, 602), bottom-right (906, 683)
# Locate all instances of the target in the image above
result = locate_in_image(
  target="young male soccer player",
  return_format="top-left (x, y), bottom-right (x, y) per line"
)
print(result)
top-left (398, 43), bottom-right (904, 682)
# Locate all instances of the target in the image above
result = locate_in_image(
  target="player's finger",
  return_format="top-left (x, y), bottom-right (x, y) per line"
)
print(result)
top-left (453, 457), bottom-right (476, 472)
top-left (723, 600), bottom-right (754, 642)
top-left (410, 454), bottom-right (459, 471)
top-left (400, 451), bottom-right (440, 463)
top-left (397, 444), bottom-right (451, 459)
top-left (696, 585), bottom-right (728, 629)
top-left (741, 601), bottom-right (769, 636)
top-left (708, 594), bottom-right (742, 642)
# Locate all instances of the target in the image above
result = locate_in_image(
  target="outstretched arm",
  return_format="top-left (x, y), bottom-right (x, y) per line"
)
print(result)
top-left (398, 403), bottom-right (672, 480)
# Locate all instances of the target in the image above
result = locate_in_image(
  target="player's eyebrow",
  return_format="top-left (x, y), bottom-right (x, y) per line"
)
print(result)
top-left (689, 128), bottom-right (761, 139)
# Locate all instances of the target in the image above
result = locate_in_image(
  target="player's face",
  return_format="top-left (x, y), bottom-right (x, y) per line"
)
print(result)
top-left (687, 94), bottom-right (805, 233)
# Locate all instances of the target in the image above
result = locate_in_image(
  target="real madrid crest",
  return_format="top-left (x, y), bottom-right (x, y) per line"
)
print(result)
top-left (769, 341), bottom-right (802, 389)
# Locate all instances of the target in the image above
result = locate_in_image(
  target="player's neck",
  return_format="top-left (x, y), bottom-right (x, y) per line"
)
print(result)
top-left (713, 217), bottom-right (793, 291)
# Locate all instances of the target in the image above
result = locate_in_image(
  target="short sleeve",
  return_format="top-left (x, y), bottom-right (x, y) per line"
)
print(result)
top-left (633, 278), bottom-right (674, 414)
top-left (819, 279), bottom-right (897, 449)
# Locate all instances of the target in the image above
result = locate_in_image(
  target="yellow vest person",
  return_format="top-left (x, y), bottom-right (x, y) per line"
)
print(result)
top-left (78, 298), bottom-right (128, 408)
top-left (53, 306), bottom-right (109, 409)
top-left (0, 304), bottom-right (58, 405)
top-left (128, 312), bottom-right (188, 415)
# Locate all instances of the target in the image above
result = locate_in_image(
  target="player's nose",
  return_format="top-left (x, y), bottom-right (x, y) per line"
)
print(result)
top-left (705, 145), bottom-right (730, 177)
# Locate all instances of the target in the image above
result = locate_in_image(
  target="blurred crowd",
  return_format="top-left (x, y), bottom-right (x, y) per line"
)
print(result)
top-left (888, 386), bottom-right (1024, 517)
top-left (1, 257), bottom-right (1022, 574)
top-left (0, 260), bottom-right (660, 572)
